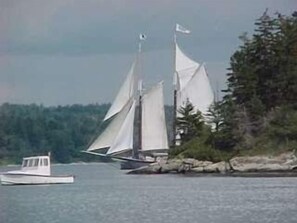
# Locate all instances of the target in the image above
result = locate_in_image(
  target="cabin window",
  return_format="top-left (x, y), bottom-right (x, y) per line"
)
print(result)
top-left (28, 159), bottom-right (34, 167)
top-left (34, 159), bottom-right (39, 166)
top-left (23, 159), bottom-right (28, 167)
top-left (40, 159), bottom-right (43, 166)
top-left (43, 158), bottom-right (49, 166)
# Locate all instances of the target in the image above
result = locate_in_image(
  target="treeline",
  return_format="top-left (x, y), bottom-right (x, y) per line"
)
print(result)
top-left (220, 11), bottom-right (297, 151)
top-left (0, 103), bottom-right (109, 164)
top-left (171, 11), bottom-right (297, 160)
top-left (0, 103), bottom-right (174, 164)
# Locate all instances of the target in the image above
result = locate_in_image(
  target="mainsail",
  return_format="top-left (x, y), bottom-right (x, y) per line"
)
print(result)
top-left (177, 64), bottom-right (214, 115)
top-left (175, 43), bottom-right (200, 91)
top-left (88, 82), bottom-right (168, 156)
top-left (175, 42), bottom-right (214, 115)
top-left (87, 74), bottom-right (168, 156)
top-left (141, 82), bottom-right (169, 152)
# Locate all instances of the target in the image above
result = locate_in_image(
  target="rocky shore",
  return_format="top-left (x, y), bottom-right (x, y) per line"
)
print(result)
top-left (127, 151), bottom-right (297, 176)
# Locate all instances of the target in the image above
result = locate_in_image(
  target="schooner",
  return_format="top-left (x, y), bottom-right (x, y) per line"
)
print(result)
top-left (84, 35), bottom-right (169, 169)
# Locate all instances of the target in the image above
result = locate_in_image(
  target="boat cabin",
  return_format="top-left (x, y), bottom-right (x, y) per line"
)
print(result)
top-left (21, 156), bottom-right (51, 176)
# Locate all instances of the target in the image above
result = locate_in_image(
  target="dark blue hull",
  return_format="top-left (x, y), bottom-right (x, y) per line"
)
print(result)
top-left (120, 160), bottom-right (153, 170)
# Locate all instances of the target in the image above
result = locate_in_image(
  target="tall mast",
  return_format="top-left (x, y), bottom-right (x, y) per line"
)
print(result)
top-left (172, 32), bottom-right (177, 148)
top-left (133, 38), bottom-right (144, 159)
top-left (172, 24), bottom-right (192, 147)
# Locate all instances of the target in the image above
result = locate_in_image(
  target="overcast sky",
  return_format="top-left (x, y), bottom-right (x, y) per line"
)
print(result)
top-left (0, 0), bottom-right (295, 106)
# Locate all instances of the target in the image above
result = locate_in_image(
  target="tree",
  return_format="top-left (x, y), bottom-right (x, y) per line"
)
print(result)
top-left (221, 10), bottom-right (297, 151)
top-left (176, 100), bottom-right (204, 144)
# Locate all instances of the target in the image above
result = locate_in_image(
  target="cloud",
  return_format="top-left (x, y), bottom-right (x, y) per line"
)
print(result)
top-left (1, 0), bottom-right (295, 56)
top-left (0, 0), bottom-right (296, 105)
top-left (0, 83), bottom-right (15, 104)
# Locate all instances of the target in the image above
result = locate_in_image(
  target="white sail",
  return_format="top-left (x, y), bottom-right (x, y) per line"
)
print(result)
top-left (141, 82), bottom-right (169, 152)
top-left (104, 61), bottom-right (137, 121)
top-left (175, 42), bottom-right (200, 91)
top-left (106, 99), bottom-right (136, 155)
top-left (177, 64), bottom-right (214, 115)
top-left (87, 100), bottom-right (134, 152)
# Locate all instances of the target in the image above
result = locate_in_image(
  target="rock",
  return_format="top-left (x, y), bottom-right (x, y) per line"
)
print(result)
top-left (160, 163), bottom-right (179, 173)
top-left (167, 159), bottom-right (184, 166)
top-left (128, 158), bottom-right (198, 174)
top-left (127, 163), bottom-right (161, 174)
top-left (191, 166), bottom-right (204, 173)
top-left (191, 161), bottom-right (230, 173)
top-left (199, 161), bottom-right (213, 167)
top-left (128, 152), bottom-right (297, 174)
top-left (230, 152), bottom-right (297, 172)
top-left (181, 159), bottom-right (213, 168)
top-left (181, 158), bottom-right (196, 165)
top-left (127, 159), bottom-right (189, 174)
top-left (283, 151), bottom-right (297, 166)
top-left (204, 161), bottom-right (230, 173)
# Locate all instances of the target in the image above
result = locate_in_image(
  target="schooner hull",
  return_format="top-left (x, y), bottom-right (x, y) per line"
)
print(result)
top-left (0, 173), bottom-right (74, 186)
top-left (111, 155), bottom-right (155, 170)
top-left (120, 160), bottom-right (154, 170)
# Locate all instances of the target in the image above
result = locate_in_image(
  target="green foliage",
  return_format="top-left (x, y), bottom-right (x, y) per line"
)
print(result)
top-left (219, 11), bottom-right (297, 152)
top-left (224, 11), bottom-right (297, 112)
top-left (169, 135), bottom-right (232, 162)
top-left (239, 106), bottom-right (297, 156)
top-left (171, 11), bottom-right (297, 160)
top-left (205, 101), bottom-right (222, 132)
top-left (268, 106), bottom-right (297, 141)
top-left (0, 103), bottom-right (175, 164)
top-left (0, 103), bottom-right (109, 163)
top-left (176, 101), bottom-right (204, 144)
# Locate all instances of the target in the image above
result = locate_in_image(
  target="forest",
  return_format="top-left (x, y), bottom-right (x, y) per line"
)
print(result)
top-left (0, 103), bottom-right (108, 164)
top-left (0, 11), bottom-right (296, 164)
top-left (0, 103), bottom-right (174, 164)
top-left (172, 11), bottom-right (297, 161)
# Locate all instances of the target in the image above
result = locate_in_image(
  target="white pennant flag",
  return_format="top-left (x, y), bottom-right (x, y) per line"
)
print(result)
top-left (139, 33), bottom-right (147, 41)
top-left (176, 24), bottom-right (191, 34)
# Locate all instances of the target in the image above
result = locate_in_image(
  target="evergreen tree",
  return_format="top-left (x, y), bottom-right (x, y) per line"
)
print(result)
top-left (176, 101), bottom-right (204, 144)
top-left (221, 11), bottom-right (297, 151)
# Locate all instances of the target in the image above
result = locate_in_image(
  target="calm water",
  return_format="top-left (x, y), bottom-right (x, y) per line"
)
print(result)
top-left (0, 163), bottom-right (297, 223)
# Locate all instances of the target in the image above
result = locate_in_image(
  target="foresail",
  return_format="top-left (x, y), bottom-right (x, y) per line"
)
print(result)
top-left (104, 61), bottom-right (137, 121)
top-left (177, 64), bottom-right (214, 115)
top-left (106, 99), bottom-right (136, 155)
top-left (141, 82), bottom-right (169, 152)
top-left (175, 42), bottom-right (200, 91)
top-left (87, 100), bottom-right (134, 152)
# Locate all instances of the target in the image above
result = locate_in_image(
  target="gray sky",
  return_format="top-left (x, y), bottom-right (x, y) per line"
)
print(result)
top-left (0, 0), bottom-right (295, 106)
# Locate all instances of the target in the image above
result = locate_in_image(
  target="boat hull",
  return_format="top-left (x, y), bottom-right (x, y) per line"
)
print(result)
top-left (120, 160), bottom-right (153, 170)
top-left (0, 173), bottom-right (74, 186)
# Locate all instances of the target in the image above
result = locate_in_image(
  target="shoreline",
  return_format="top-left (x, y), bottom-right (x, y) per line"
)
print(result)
top-left (127, 151), bottom-right (297, 176)
top-left (1, 162), bottom-right (297, 177)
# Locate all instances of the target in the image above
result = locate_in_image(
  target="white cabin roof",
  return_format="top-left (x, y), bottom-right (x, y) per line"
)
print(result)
top-left (23, 156), bottom-right (49, 160)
